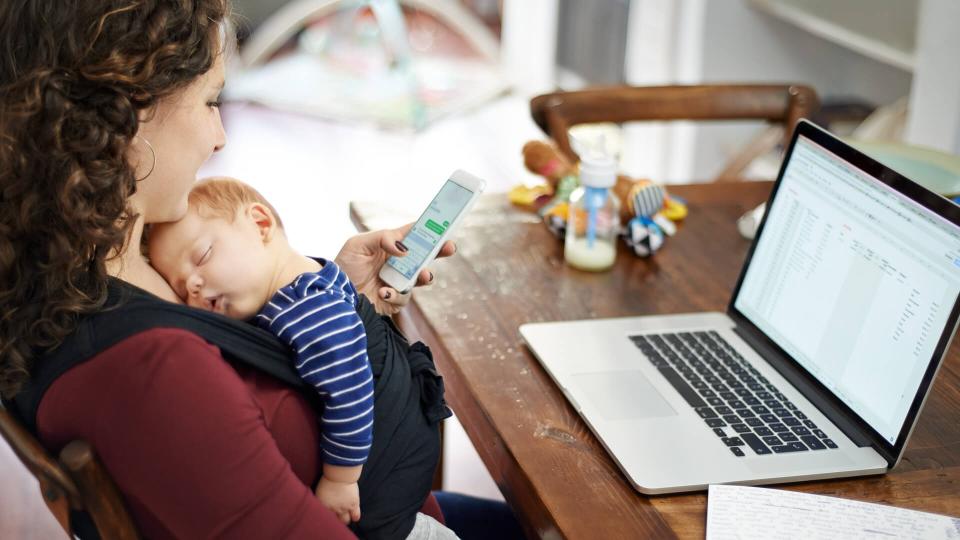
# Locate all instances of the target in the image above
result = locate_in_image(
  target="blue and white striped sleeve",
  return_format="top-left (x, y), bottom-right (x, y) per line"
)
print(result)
top-left (258, 279), bottom-right (374, 466)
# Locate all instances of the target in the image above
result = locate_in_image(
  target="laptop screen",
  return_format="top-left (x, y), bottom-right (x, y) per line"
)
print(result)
top-left (733, 133), bottom-right (960, 445)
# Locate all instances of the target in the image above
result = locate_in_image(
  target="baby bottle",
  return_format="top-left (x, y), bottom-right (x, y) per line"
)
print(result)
top-left (564, 144), bottom-right (620, 271)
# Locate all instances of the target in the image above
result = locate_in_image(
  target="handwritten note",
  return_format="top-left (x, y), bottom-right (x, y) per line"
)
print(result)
top-left (707, 484), bottom-right (960, 540)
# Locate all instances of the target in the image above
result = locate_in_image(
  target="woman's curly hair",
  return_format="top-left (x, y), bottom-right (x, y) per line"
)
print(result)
top-left (0, 0), bottom-right (229, 399)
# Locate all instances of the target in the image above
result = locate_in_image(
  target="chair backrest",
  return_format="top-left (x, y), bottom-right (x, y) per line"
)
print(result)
top-left (530, 84), bottom-right (819, 180)
top-left (0, 407), bottom-right (140, 539)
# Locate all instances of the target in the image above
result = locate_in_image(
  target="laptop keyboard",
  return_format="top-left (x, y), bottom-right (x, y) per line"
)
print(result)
top-left (630, 331), bottom-right (838, 458)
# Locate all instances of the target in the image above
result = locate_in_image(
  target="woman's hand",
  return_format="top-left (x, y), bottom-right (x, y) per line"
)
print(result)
top-left (334, 223), bottom-right (456, 316)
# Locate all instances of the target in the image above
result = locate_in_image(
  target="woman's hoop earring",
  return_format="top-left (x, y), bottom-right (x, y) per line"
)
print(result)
top-left (135, 134), bottom-right (156, 181)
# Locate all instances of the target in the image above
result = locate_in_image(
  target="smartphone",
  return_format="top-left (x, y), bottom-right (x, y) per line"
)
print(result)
top-left (379, 170), bottom-right (486, 293)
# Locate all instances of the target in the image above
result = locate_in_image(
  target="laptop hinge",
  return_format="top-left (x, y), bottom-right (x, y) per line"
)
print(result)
top-left (732, 325), bottom-right (875, 449)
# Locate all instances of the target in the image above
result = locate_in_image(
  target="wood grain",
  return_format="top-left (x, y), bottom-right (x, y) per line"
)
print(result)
top-left (0, 408), bottom-right (76, 536)
top-left (60, 441), bottom-right (140, 539)
top-left (353, 182), bottom-right (960, 539)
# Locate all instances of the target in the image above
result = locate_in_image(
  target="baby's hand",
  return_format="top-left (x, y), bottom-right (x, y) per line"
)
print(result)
top-left (316, 477), bottom-right (361, 524)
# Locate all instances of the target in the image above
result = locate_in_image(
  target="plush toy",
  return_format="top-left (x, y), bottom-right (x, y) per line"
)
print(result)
top-left (522, 140), bottom-right (575, 189)
top-left (623, 180), bottom-right (668, 256)
top-left (517, 141), bottom-right (582, 236)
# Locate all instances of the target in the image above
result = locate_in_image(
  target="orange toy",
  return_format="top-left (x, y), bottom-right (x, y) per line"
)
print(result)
top-left (522, 140), bottom-right (575, 189)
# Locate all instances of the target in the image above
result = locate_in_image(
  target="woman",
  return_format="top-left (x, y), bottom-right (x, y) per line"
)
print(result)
top-left (0, 2), bottom-right (517, 538)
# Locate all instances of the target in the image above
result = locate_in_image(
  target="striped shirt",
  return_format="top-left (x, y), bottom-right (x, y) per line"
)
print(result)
top-left (255, 260), bottom-right (374, 466)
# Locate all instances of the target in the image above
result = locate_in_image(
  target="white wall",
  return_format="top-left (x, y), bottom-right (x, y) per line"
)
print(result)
top-left (621, 0), bottom-right (681, 180)
top-left (501, 0), bottom-right (559, 97)
top-left (685, 0), bottom-right (912, 180)
top-left (905, 0), bottom-right (960, 155)
top-left (623, 0), bottom-right (919, 182)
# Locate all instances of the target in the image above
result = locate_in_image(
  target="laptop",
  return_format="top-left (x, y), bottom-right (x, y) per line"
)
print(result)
top-left (519, 120), bottom-right (960, 494)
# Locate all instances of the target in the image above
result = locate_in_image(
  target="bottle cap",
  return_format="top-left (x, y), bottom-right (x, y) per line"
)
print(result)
top-left (579, 152), bottom-right (617, 188)
top-left (570, 133), bottom-right (617, 188)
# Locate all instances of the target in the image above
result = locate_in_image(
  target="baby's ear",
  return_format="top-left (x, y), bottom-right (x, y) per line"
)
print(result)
top-left (247, 203), bottom-right (277, 243)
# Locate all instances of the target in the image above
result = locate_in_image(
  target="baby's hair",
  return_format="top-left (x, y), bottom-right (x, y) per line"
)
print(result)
top-left (190, 176), bottom-right (285, 230)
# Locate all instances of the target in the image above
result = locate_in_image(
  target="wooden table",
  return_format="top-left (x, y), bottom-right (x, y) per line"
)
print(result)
top-left (351, 181), bottom-right (960, 539)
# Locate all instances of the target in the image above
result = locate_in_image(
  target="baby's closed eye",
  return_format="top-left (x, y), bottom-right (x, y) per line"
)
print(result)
top-left (196, 245), bottom-right (212, 265)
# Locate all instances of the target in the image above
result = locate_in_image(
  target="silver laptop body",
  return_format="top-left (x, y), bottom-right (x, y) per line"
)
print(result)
top-left (520, 121), bottom-right (960, 494)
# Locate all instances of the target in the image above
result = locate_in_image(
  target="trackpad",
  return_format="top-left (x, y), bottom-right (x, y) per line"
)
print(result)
top-left (570, 371), bottom-right (677, 420)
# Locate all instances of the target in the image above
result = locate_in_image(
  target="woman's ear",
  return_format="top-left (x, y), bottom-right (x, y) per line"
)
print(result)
top-left (247, 203), bottom-right (277, 243)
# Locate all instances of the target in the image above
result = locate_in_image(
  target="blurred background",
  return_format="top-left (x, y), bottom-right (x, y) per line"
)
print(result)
top-left (205, 0), bottom-right (960, 254)
top-left (193, 0), bottom-right (960, 503)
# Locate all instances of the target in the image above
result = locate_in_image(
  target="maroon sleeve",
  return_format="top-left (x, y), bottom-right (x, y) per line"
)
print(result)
top-left (37, 328), bottom-right (356, 540)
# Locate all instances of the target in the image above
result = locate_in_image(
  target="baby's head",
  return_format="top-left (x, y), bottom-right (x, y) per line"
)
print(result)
top-left (149, 177), bottom-right (288, 320)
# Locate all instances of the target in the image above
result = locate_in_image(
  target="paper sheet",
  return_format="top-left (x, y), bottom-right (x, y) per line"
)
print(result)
top-left (706, 484), bottom-right (960, 540)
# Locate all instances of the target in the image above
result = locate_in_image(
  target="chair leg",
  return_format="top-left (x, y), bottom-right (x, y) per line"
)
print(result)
top-left (34, 476), bottom-right (73, 537)
top-left (60, 441), bottom-right (140, 540)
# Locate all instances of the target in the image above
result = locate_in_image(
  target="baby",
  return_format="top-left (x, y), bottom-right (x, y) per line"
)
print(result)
top-left (148, 177), bottom-right (397, 529)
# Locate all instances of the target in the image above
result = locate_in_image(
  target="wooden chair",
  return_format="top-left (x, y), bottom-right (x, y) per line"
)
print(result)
top-left (530, 84), bottom-right (819, 180)
top-left (0, 407), bottom-right (139, 539)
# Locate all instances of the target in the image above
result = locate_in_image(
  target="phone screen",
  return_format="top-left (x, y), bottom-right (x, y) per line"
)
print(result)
top-left (387, 179), bottom-right (475, 280)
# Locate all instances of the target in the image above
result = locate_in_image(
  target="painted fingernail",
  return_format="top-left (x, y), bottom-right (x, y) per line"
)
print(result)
top-left (428, 271), bottom-right (434, 283)
top-left (383, 290), bottom-right (392, 300)
top-left (395, 241), bottom-right (408, 252)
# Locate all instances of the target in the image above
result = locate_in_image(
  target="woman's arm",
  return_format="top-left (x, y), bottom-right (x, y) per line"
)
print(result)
top-left (37, 328), bottom-right (355, 539)
top-left (335, 224), bottom-right (456, 315)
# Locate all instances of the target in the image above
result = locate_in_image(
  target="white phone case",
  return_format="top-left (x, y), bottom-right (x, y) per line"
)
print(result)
top-left (378, 170), bottom-right (486, 293)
